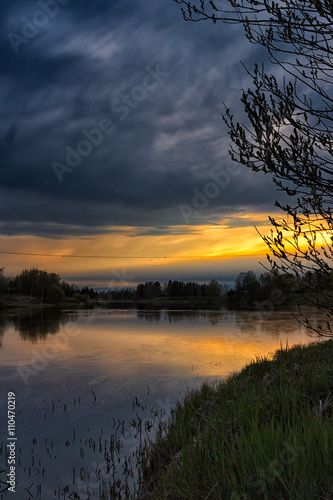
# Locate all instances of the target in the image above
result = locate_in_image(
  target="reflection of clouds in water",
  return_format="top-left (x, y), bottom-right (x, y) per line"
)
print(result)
top-left (0, 307), bottom-right (326, 498)
top-left (1, 307), bottom-right (327, 348)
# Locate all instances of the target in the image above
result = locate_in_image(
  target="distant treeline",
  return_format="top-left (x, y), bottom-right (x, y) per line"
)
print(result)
top-left (0, 266), bottom-right (325, 305)
top-left (0, 268), bottom-right (228, 303)
top-left (104, 279), bottom-right (227, 301)
top-left (0, 267), bottom-right (97, 303)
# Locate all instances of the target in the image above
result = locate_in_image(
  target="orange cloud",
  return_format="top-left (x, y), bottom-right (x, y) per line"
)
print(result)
top-left (0, 213), bottom-right (282, 284)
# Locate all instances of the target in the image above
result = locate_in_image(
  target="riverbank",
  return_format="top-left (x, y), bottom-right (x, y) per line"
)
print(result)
top-left (139, 339), bottom-right (333, 499)
top-left (0, 293), bottom-right (87, 310)
top-left (0, 294), bottom-right (226, 311)
top-left (0, 291), bottom-right (317, 312)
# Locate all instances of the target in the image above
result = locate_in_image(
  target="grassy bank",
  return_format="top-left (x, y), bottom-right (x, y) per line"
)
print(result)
top-left (139, 340), bottom-right (333, 499)
top-left (0, 293), bottom-right (88, 310)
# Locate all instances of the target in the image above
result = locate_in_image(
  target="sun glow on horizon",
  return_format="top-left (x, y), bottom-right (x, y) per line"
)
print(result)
top-left (0, 213), bottom-right (285, 284)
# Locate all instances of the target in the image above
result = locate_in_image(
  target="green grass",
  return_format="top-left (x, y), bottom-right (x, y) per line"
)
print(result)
top-left (138, 340), bottom-right (333, 499)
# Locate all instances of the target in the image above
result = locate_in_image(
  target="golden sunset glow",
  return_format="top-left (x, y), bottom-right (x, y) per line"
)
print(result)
top-left (0, 213), bottom-right (280, 284)
top-left (1, 310), bottom-right (310, 378)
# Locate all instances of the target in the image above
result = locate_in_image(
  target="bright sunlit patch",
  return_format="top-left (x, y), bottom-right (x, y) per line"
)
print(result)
top-left (0, 213), bottom-right (285, 285)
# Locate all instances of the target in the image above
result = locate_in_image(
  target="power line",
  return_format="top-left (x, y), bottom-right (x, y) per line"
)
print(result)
top-left (0, 251), bottom-right (206, 259)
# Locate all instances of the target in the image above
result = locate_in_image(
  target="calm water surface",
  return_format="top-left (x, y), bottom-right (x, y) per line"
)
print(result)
top-left (0, 307), bottom-right (324, 499)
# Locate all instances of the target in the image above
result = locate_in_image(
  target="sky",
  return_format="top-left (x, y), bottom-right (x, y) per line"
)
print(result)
top-left (0, 0), bottom-right (283, 288)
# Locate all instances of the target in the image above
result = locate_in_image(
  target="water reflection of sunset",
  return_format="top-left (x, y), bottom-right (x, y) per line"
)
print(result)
top-left (0, 309), bottom-right (322, 380)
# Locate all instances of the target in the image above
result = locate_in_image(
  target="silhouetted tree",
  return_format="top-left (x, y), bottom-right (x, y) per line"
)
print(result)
top-left (207, 279), bottom-right (222, 297)
top-left (0, 268), bottom-right (7, 293)
top-left (235, 271), bottom-right (257, 293)
top-left (60, 281), bottom-right (76, 298)
top-left (137, 283), bottom-right (145, 300)
top-left (153, 281), bottom-right (162, 298)
top-left (15, 268), bottom-right (64, 302)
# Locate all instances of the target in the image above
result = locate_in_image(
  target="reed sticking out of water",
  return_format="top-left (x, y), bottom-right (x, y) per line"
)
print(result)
top-left (139, 340), bottom-right (333, 499)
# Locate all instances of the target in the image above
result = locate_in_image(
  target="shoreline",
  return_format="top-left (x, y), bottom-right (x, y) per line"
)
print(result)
top-left (0, 293), bottom-right (88, 310)
top-left (139, 339), bottom-right (333, 499)
top-left (0, 292), bottom-right (311, 313)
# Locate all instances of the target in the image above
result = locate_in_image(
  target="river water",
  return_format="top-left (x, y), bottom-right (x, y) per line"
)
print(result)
top-left (0, 306), bottom-right (324, 499)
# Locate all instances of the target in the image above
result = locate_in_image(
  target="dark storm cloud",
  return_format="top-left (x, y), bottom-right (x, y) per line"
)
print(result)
top-left (0, 0), bottom-right (278, 238)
